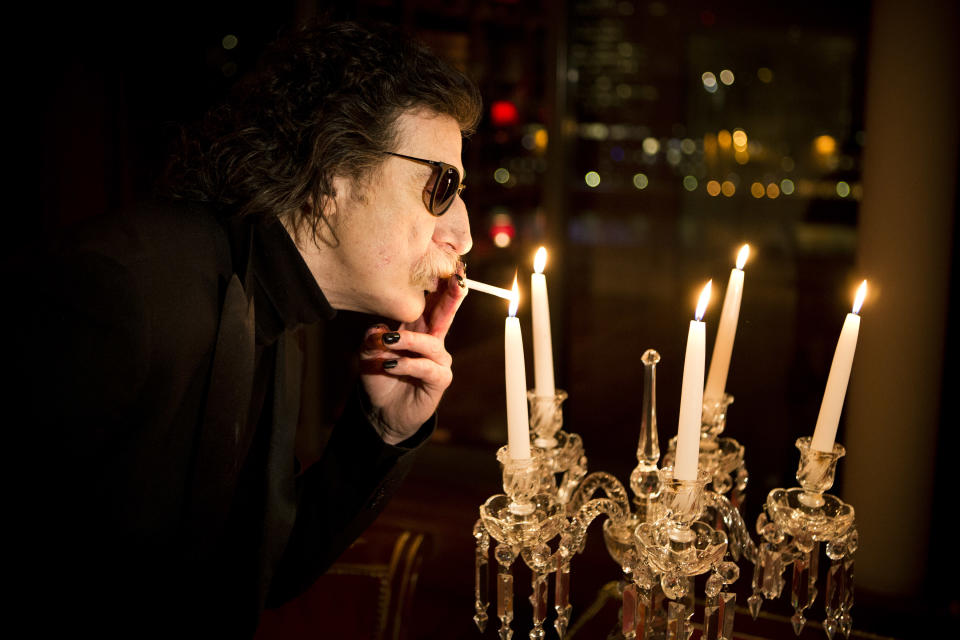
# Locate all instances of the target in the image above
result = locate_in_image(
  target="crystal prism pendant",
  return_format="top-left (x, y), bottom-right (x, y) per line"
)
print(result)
top-left (497, 570), bottom-right (514, 640)
top-left (704, 592), bottom-right (735, 640)
top-left (703, 596), bottom-right (719, 640)
top-left (529, 571), bottom-right (548, 639)
top-left (635, 587), bottom-right (652, 640)
top-left (473, 520), bottom-right (490, 632)
top-left (554, 562), bottom-right (571, 638)
top-left (747, 593), bottom-right (762, 620)
top-left (666, 600), bottom-right (692, 640)
top-left (622, 582), bottom-right (638, 638)
top-left (717, 592), bottom-right (735, 639)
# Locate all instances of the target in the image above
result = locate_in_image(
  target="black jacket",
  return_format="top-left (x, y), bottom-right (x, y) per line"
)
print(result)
top-left (10, 200), bottom-right (430, 636)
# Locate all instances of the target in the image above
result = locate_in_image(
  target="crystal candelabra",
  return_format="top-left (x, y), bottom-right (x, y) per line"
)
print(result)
top-left (473, 352), bottom-right (857, 640)
top-left (748, 437), bottom-right (858, 638)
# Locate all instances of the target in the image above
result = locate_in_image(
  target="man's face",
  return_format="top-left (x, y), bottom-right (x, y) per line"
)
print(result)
top-left (328, 110), bottom-right (472, 323)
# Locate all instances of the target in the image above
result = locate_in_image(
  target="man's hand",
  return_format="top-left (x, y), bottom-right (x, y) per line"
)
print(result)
top-left (360, 268), bottom-right (467, 445)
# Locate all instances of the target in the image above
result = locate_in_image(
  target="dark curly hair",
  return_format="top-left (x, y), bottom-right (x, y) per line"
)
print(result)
top-left (162, 21), bottom-right (482, 240)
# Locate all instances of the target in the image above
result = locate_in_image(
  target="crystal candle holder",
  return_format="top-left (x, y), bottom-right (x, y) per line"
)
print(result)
top-left (701, 393), bottom-right (734, 437)
top-left (476, 448), bottom-right (566, 639)
top-left (663, 393), bottom-right (749, 504)
top-left (751, 437), bottom-right (858, 638)
top-left (659, 467), bottom-right (710, 530)
top-left (528, 389), bottom-right (568, 448)
top-left (633, 467), bottom-right (737, 639)
top-left (527, 390), bottom-right (586, 507)
top-left (766, 437), bottom-right (854, 538)
top-left (496, 446), bottom-right (541, 516)
top-left (795, 436), bottom-right (844, 503)
top-left (635, 468), bottom-right (727, 583)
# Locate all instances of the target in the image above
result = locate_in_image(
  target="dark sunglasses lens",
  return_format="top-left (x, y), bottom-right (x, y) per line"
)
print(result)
top-left (432, 167), bottom-right (460, 214)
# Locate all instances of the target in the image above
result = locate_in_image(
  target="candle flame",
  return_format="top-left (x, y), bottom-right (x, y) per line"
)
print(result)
top-left (509, 273), bottom-right (520, 317)
top-left (534, 246), bottom-right (547, 274)
top-left (736, 244), bottom-right (750, 270)
top-left (695, 280), bottom-right (712, 321)
top-left (852, 280), bottom-right (867, 314)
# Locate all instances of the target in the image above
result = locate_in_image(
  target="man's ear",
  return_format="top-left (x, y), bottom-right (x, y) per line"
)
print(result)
top-left (309, 181), bottom-right (348, 248)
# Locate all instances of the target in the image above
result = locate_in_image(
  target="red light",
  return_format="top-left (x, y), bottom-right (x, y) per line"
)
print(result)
top-left (490, 212), bottom-right (515, 241)
top-left (490, 100), bottom-right (520, 127)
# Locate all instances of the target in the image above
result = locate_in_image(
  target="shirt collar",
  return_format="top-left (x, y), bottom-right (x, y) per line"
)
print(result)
top-left (247, 218), bottom-right (336, 345)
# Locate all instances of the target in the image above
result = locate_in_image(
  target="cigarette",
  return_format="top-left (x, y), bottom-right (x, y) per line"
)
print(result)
top-left (463, 278), bottom-right (514, 300)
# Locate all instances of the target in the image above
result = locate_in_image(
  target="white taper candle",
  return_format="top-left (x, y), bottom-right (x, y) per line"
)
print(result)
top-left (505, 277), bottom-right (531, 459)
top-left (704, 244), bottom-right (749, 403)
top-left (531, 247), bottom-right (555, 397)
top-left (675, 281), bottom-right (712, 481)
top-left (811, 280), bottom-right (867, 452)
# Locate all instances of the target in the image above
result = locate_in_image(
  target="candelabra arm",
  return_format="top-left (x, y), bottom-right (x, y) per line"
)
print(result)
top-left (567, 471), bottom-right (630, 518)
top-left (563, 497), bottom-right (626, 556)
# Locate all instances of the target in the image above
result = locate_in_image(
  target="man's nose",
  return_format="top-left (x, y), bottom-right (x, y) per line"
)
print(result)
top-left (434, 197), bottom-right (472, 255)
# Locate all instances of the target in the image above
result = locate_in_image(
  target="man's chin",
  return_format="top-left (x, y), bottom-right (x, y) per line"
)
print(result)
top-left (386, 291), bottom-right (427, 324)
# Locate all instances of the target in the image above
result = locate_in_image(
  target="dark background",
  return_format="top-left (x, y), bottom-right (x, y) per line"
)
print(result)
top-left (20, 0), bottom-right (958, 637)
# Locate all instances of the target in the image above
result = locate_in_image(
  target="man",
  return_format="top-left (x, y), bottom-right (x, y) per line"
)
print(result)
top-left (13, 21), bottom-right (481, 635)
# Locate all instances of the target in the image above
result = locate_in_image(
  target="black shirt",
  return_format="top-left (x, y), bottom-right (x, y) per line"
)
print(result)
top-left (10, 202), bottom-right (432, 636)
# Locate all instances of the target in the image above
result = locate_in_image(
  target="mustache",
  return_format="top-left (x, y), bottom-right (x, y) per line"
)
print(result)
top-left (411, 248), bottom-right (461, 286)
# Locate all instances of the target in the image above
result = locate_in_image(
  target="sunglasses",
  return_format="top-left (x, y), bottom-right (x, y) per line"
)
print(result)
top-left (384, 151), bottom-right (465, 216)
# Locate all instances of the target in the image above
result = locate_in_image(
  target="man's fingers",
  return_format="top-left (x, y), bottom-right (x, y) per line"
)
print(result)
top-left (362, 324), bottom-right (392, 353)
top-left (367, 356), bottom-right (453, 390)
top-left (367, 329), bottom-right (451, 367)
top-left (426, 274), bottom-right (468, 339)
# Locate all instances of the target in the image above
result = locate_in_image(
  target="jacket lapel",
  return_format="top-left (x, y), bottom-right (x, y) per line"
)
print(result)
top-left (186, 273), bottom-right (256, 544)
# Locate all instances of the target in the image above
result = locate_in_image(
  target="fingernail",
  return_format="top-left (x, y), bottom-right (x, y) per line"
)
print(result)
top-left (382, 332), bottom-right (400, 345)
top-left (454, 274), bottom-right (465, 288)
top-left (383, 359), bottom-right (398, 370)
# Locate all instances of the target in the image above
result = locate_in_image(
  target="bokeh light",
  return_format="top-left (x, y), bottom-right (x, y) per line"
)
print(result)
top-left (732, 129), bottom-right (748, 150)
top-left (814, 134), bottom-right (837, 155)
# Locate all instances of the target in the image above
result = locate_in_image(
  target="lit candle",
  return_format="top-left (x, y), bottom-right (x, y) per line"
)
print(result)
top-left (531, 247), bottom-right (555, 397)
top-left (704, 244), bottom-right (750, 404)
top-left (675, 281), bottom-right (712, 481)
top-left (811, 280), bottom-right (867, 452)
top-left (505, 276), bottom-right (531, 459)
